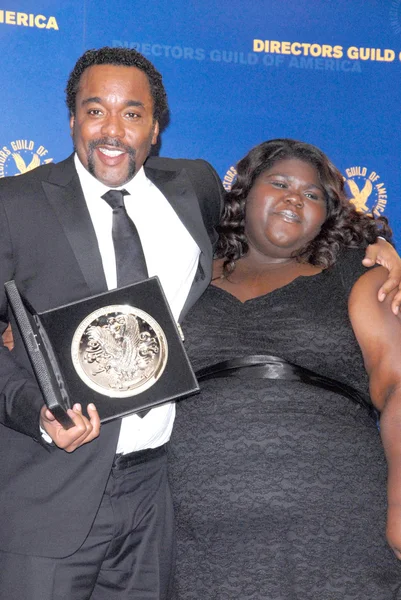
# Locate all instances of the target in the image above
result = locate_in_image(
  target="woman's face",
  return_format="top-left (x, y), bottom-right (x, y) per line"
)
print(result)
top-left (244, 157), bottom-right (328, 259)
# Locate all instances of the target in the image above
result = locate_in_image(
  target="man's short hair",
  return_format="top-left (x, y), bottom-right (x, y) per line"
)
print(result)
top-left (65, 46), bottom-right (169, 123)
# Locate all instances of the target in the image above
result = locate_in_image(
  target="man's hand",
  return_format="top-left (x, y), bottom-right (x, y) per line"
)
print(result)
top-left (363, 239), bottom-right (401, 314)
top-left (40, 403), bottom-right (101, 452)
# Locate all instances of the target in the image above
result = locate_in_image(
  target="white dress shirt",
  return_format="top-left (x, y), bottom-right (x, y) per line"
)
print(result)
top-left (74, 155), bottom-right (200, 453)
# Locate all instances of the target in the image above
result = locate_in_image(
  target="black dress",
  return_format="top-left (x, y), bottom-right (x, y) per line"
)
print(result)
top-left (168, 249), bottom-right (401, 600)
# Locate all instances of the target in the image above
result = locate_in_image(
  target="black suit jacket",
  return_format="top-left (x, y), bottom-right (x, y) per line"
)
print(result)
top-left (0, 154), bottom-right (223, 557)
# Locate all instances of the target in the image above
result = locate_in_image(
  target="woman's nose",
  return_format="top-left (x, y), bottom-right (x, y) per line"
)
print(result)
top-left (285, 192), bottom-right (303, 208)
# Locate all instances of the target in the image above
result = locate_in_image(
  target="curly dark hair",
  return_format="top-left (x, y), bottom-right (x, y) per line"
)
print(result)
top-left (216, 138), bottom-right (392, 275)
top-left (65, 46), bottom-right (169, 124)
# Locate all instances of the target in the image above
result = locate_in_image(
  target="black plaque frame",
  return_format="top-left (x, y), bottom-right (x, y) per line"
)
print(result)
top-left (5, 278), bottom-right (199, 428)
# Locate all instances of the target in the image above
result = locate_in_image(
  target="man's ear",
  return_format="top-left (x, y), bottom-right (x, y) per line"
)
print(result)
top-left (151, 121), bottom-right (160, 145)
top-left (69, 115), bottom-right (75, 137)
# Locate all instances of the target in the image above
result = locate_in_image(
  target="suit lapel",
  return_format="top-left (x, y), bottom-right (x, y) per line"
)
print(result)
top-left (144, 165), bottom-right (211, 256)
top-left (144, 164), bottom-right (213, 319)
top-left (42, 157), bottom-right (107, 296)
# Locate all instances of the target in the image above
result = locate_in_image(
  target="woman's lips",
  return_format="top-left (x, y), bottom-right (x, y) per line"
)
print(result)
top-left (275, 209), bottom-right (301, 223)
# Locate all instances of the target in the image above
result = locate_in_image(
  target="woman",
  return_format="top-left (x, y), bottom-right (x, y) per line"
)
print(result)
top-left (168, 139), bottom-right (401, 599)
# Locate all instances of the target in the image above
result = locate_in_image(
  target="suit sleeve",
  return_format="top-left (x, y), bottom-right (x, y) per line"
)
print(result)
top-left (0, 196), bottom-right (47, 442)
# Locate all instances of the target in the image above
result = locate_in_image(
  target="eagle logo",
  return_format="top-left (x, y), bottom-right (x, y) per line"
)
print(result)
top-left (346, 178), bottom-right (373, 213)
top-left (11, 152), bottom-right (53, 176)
top-left (11, 152), bottom-right (41, 175)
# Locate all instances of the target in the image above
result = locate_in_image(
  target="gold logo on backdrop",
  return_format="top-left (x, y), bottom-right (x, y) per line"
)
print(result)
top-left (346, 178), bottom-right (372, 212)
top-left (12, 152), bottom-right (41, 174)
top-left (0, 140), bottom-right (53, 178)
top-left (0, 11), bottom-right (59, 30)
top-left (223, 165), bottom-right (237, 191)
top-left (344, 166), bottom-right (388, 216)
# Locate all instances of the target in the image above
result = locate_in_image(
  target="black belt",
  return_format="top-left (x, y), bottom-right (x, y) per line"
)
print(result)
top-left (196, 355), bottom-right (376, 418)
top-left (113, 443), bottom-right (167, 470)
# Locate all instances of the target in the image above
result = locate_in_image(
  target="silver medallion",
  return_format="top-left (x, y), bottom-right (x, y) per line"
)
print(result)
top-left (71, 305), bottom-right (168, 397)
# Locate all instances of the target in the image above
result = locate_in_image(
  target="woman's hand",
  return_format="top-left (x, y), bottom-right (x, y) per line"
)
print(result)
top-left (363, 239), bottom-right (401, 314)
top-left (387, 504), bottom-right (401, 560)
top-left (2, 324), bottom-right (13, 350)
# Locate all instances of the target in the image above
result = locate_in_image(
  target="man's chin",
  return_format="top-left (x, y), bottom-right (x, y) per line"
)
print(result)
top-left (89, 164), bottom-right (135, 188)
top-left (96, 174), bottom-right (131, 187)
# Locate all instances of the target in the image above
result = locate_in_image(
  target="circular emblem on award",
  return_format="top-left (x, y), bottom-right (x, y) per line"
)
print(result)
top-left (71, 305), bottom-right (168, 397)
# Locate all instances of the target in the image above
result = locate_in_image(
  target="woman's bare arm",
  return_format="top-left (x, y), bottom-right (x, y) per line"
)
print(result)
top-left (349, 266), bottom-right (401, 558)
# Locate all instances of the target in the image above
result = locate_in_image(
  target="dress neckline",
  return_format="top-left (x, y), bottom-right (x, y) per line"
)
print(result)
top-left (209, 268), bottom-right (330, 305)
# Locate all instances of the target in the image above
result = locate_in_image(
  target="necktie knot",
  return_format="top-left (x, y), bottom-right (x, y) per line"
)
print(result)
top-left (100, 186), bottom-right (148, 286)
top-left (101, 189), bottom-right (130, 210)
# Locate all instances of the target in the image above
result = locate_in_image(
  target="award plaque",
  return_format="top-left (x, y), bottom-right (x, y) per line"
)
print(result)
top-left (5, 278), bottom-right (199, 428)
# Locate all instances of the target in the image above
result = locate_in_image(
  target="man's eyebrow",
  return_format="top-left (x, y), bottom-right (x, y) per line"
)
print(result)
top-left (81, 96), bottom-right (102, 106)
top-left (125, 100), bottom-right (145, 108)
top-left (80, 97), bottom-right (145, 108)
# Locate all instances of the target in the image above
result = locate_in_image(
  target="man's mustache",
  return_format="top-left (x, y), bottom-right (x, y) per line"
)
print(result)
top-left (88, 138), bottom-right (136, 157)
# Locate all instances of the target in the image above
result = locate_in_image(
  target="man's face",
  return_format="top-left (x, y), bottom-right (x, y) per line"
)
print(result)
top-left (70, 64), bottom-right (159, 187)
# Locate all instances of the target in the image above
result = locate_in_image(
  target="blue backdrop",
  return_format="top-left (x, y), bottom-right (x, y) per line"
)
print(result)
top-left (1, 0), bottom-right (400, 244)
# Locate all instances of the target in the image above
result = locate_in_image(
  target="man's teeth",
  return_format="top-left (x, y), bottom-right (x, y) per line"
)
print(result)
top-left (98, 148), bottom-right (124, 157)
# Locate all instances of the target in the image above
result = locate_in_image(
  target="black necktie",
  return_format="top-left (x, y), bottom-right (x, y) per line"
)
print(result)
top-left (101, 189), bottom-right (150, 418)
top-left (101, 189), bottom-right (148, 287)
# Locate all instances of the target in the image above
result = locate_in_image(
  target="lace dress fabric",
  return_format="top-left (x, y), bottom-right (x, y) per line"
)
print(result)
top-left (168, 249), bottom-right (401, 599)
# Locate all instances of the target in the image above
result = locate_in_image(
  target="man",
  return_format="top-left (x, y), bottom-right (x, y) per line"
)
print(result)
top-left (0, 47), bottom-right (223, 599)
